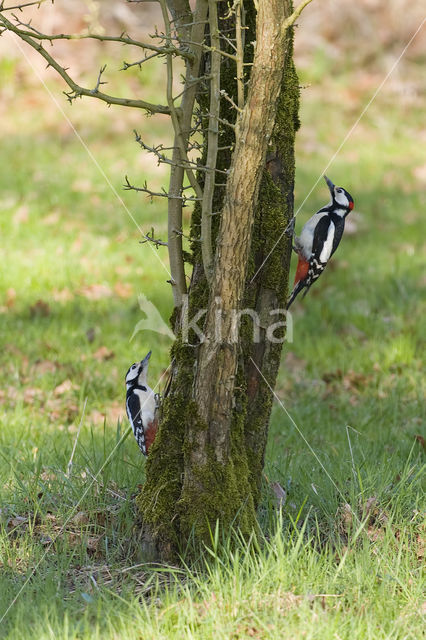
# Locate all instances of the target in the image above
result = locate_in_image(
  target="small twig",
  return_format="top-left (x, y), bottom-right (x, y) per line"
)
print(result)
top-left (90, 64), bottom-right (107, 94)
top-left (11, 12), bottom-right (43, 35)
top-left (124, 176), bottom-right (201, 201)
top-left (140, 228), bottom-right (168, 248)
top-left (165, 35), bottom-right (238, 61)
top-left (281, 0), bottom-right (315, 34)
top-left (66, 398), bottom-right (88, 479)
top-left (121, 51), bottom-right (162, 70)
top-left (0, 1), bottom-right (45, 12)
top-left (133, 130), bottom-right (224, 173)
top-left (220, 89), bottom-right (242, 113)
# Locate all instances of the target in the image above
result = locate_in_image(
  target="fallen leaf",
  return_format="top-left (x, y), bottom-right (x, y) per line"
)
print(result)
top-left (86, 536), bottom-right (101, 552)
top-left (413, 163), bottom-right (426, 183)
top-left (42, 211), bottom-right (60, 225)
top-left (24, 388), bottom-right (44, 404)
top-left (72, 178), bottom-right (92, 193)
top-left (113, 282), bottom-right (133, 298)
top-left (79, 284), bottom-right (113, 300)
top-left (32, 359), bottom-right (57, 375)
top-left (93, 346), bottom-right (114, 361)
top-left (72, 511), bottom-right (89, 526)
top-left (54, 379), bottom-right (78, 396)
top-left (271, 481), bottom-right (287, 508)
top-left (5, 288), bottom-right (16, 308)
top-left (52, 288), bottom-right (73, 303)
top-left (13, 204), bottom-right (29, 224)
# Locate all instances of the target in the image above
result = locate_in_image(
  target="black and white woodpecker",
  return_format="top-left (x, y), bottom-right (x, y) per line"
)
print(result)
top-left (125, 351), bottom-right (158, 456)
top-left (287, 175), bottom-right (354, 309)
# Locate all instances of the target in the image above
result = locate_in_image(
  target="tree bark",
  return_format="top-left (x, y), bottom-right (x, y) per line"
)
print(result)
top-left (138, 0), bottom-right (301, 556)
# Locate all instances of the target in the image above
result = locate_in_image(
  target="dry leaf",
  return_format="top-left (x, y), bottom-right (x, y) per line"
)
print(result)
top-left (32, 360), bottom-right (57, 375)
top-left (52, 288), bottom-right (73, 303)
top-left (5, 288), bottom-right (16, 308)
top-left (13, 204), bottom-right (29, 225)
top-left (271, 481), bottom-right (287, 508)
top-left (86, 536), bottom-right (101, 552)
top-left (54, 379), bottom-right (78, 396)
top-left (23, 388), bottom-right (44, 404)
top-left (113, 282), bottom-right (133, 298)
top-left (79, 284), bottom-right (113, 300)
top-left (93, 346), bottom-right (114, 361)
top-left (72, 511), bottom-right (89, 526)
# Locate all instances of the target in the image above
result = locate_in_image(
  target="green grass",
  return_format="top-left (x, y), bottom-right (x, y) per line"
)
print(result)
top-left (0, 38), bottom-right (425, 640)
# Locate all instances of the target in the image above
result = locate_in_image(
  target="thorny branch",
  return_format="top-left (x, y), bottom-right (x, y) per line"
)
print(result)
top-left (3, 9), bottom-right (194, 60)
top-left (0, 11), bottom-right (172, 114)
top-left (124, 177), bottom-right (202, 203)
top-left (134, 131), bottom-right (226, 173)
top-left (0, 1), bottom-right (45, 11)
top-left (163, 0), bottom-right (208, 310)
top-left (200, 0), bottom-right (220, 284)
top-left (234, 0), bottom-right (245, 110)
top-left (140, 228), bottom-right (168, 248)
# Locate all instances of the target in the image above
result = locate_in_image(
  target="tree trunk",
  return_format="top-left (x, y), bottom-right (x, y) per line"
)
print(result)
top-left (137, 0), bottom-right (300, 558)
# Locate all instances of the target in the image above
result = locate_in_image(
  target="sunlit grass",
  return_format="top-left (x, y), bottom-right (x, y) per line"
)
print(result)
top-left (0, 37), bottom-right (424, 640)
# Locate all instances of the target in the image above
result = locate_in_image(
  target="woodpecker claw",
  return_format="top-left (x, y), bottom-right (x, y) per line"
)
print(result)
top-left (284, 217), bottom-right (295, 238)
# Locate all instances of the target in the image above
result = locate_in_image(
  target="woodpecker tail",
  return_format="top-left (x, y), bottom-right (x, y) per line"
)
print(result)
top-left (287, 281), bottom-right (305, 309)
top-left (287, 255), bottom-right (310, 309)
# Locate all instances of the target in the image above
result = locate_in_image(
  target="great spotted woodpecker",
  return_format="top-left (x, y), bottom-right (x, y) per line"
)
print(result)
top-left (125, 351), bottom-right (158, 456)
top-left (287, 175), bottom-right (354, 309)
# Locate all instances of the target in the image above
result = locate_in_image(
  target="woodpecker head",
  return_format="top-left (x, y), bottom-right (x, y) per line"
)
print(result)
top-left (125, 350), bottom-right (151, 387)
top-left (324, 175), bottom-right (354, 214)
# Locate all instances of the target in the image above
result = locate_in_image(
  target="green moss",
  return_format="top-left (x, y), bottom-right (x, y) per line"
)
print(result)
top-left (241, 17), bottom-right (300, 507)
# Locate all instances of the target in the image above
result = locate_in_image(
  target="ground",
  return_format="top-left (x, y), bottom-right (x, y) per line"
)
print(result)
top-left (0, 2), bottom-right (425, 638)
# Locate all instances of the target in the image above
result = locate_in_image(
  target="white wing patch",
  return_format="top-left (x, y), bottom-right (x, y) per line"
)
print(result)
top-left (296, 211), bottom-right (328, 260)
top-left (133, 388), bottom-right (156, 424)
top-left (319, 221), bottom-right (335, 263)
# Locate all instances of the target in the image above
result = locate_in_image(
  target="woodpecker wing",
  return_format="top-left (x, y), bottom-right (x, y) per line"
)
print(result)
top-left (311, 215), bottom-right (335, 264)
top-left (126, 392), bottom-right (146, 455)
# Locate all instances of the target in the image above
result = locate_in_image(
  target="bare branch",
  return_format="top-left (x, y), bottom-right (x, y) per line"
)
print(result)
top-left (1, 10), bottom-right (193, 60)
top-left (0, 1), bottom-right (45, 11)
top-left (164, 35), bottom-right (238, 61)
top-left (163, 0), bottom-right (208, 309)
top-left (281, 0), bottom-right (315, 33)
top-left (124, 176), bottom-right (201, 202)
top-left (134, 130), bottom-right (226, 173)
top-left (200, 0), bottom-right (221, 284)
top-left (121, 52), bottom-right (162, 70)
top-left (0, 13), bottom-right (171, 114)
top-left (219, 89), bottom-right (242, 113)
top-left (234, 0), bottom-right (245, 110)
top-left (92, 64), bottom-right (107, 93)
top-left (159, 0), bottom-right (203, 194)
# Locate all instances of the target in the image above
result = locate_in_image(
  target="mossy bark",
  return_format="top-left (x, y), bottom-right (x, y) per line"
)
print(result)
top-left (137, 0), bottom-right (300, 560)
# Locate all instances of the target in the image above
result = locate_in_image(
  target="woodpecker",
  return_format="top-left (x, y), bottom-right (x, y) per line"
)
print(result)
top-left (125, 350), bottom-right (158, 456)
top-left (287, 175), bottom-right (354, 309)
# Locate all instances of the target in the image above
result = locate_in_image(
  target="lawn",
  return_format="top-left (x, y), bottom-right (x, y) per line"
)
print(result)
top-left (0, 9), bottom-right (425, 639)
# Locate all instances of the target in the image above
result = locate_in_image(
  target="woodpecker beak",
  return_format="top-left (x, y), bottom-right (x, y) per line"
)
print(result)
top-left (324, 175), bottom-right (335, 195)
top-left (141, 350), bottom-right (152, 367)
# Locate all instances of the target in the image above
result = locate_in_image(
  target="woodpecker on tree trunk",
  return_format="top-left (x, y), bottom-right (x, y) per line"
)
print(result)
top-left (287, 175), bottom-right (354, 309)
top-left (125, 351), bottom-right (158, 455)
